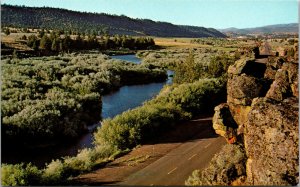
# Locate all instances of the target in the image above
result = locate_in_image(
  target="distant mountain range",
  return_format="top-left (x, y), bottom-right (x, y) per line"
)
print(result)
top-left (1, 4), bottom-right (226, 38)
top-left (219, 23), bottom-right (298, 35)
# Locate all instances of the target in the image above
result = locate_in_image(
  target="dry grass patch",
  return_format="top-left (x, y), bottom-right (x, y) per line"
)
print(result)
top-left (154, 37), bottom-right (205, 48)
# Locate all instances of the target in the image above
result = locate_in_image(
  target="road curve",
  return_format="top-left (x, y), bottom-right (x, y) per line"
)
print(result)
top-left (119, 130), bottom-right (226, 186)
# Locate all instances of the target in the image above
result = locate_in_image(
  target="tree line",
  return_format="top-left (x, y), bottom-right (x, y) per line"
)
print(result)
top-left (25, 30), bottom-right (155, 53)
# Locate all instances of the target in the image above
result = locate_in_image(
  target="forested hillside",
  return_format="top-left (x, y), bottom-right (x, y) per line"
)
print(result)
top-left (1, 4), bottom-right (226, 38)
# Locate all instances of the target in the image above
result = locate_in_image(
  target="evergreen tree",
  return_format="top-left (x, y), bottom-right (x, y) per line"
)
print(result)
top-left (20, 35), bottom-right (27, 40)
top-left (173, 51), bottom-right (201, 84)
top-left (12, 49), bottom-right (18, 58)
top-left (27, 35), bottom-right (38, 48)
top-left (51, 38), bottom-right (60, 51)
top-left (62, 35), bottom-right (72, 52)
top-left (40, 35), bottom-right (52, 50)
top-left (4, 28), bottom-right (10, 35)
top-left (32, 40), bottom-right (39, 51)
top-left (38, 29), bottom-right (45, 38)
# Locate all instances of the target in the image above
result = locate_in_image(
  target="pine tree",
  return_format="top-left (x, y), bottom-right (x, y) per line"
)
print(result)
top-left (40, 35), bottom-right (52, 50)
top-left (51, 38), bottom-right (60, 51)
top-left (32, 41), bottom-right (38, 51)
top-left (173, 51), bottom-right (200, 84)
top-left (4, 28), bottom-right (10, 35)
top-left (27, 35), bottom-right (38, 48)
top-left (12, 49), bottom-right (18, 58)
top-left (38, 29), bottom-right (45, 38)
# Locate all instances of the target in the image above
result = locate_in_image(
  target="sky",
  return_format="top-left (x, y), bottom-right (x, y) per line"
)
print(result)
top-left (2, 0), bottom-right (298, 29)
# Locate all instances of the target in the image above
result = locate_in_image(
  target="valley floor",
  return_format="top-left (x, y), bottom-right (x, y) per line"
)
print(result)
top-left (72, 115), bottom-right (226, 186)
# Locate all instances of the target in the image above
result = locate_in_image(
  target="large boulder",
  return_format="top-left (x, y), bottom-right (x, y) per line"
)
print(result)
top-left (227, 57), bottom-right (255, 76)
top-left (227, 74), bottom-right (264, 106)
top-left (244, 98), bottom-right (299, 185)
top-left (208, 43), bottom-right (299, 186)
top-left (264, 57), bottom-right (284, 80)
top-left (267, 57), bottom-right (284, 69)
top-left (291, 78), bottom-right (298, 98)
top-left (282, 62), bottom-right (298, 83)
top-left (266, 69), bottom-right (292, 101)
top-left (264, 66), bottom-right (277, 80)
top-left (212, 103), bottom-right (238, 143)
top-left (227, 104), bottom-right (251, 135)
top-left (282, 62), bottom-right (299, 98)
top-left (293, 43), bottom-right (299, 61)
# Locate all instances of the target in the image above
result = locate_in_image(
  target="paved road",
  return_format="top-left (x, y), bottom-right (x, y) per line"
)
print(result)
top-left (118, 41), bottom-right (271, 186)
top-left (256, 41), bottom-right (273, 64)
top-left (119, 127), bottom-right (226, 186)
top-left (260, 41), bottom-right (272, 56)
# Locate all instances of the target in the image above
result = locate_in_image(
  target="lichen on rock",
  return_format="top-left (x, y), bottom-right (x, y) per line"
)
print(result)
top-left (187, 42), bottom-right (298, 186)
top-left (211, 43), bottom-right (299, 185)
top-left (245, 97), bottom-right (299, 185)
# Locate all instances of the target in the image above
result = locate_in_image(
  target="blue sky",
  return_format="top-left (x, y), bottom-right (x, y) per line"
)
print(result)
top-left (2, 0), bottom-right (298, 29)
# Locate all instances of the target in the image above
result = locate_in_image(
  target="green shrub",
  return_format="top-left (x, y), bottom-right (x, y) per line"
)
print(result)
top-left (62, 145), bottom-right (120, 175)
top-left (151, 78), bottom-right (226, 115)
top-left (173, 51), bottom-right (202, 84)
top-left (94, 78), bottom-right (225, 150)
top-left (94, 103), bottom-right (189, 149)
top-left (1, 163), bottom-right (42, 186)
top-left (41, 160), bottom-right (65, 185)
top-left (64, 148), bottom-right (96, 173)
top-left (2, 53), bottom-right (166, 142)
top-left (208, 54), bottom-right (235, 78)
top-left (185, 143), bottom-right (246, 186)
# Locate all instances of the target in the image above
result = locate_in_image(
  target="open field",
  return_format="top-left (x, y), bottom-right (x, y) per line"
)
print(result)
top-left (154, 37), bottom-right (208, 48)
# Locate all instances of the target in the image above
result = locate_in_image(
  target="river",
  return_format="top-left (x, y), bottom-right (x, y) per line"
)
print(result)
top-left (3, 54), bottom-right (173, 167)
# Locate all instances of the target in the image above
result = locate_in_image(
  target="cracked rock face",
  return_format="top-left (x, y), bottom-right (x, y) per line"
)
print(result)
top-left (245, 98), bottom-right (299, 185)
top-left (266, 69), bottom-right (292, 101)
top-left (227, 74), bottom-right (264, 106)
top-left (211, 43), bottom-right (299, 185)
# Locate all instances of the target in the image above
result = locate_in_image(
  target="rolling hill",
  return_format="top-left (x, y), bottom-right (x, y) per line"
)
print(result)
top-left (219, 23), bottom-right (298, 35)
top-left (1, 4), bottom-right (226, 38)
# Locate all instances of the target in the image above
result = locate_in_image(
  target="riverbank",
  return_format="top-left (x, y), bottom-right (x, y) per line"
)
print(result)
top-left (2, 54), bottom-right (172, 167)
top-left (1, 53), bottom-right (168, 166)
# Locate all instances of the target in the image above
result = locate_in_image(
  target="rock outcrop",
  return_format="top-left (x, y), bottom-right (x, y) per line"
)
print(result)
top-left (245, 97), bottom-right (298, 185)
top-left (212, 103), bottom-right (238, 143)
top-left (212, 42), bottom-right (299, 185)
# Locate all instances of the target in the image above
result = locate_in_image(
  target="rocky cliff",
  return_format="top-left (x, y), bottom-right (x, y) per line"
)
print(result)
top-left (212, 42), bottom-right (299, 185)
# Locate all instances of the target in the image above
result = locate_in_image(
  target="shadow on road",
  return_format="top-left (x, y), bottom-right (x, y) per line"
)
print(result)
top-left (143, 114), bottom-right (218, 145)
top-left (71, 114), bottom-right (220, 186)
top-left (72, 180), bottom-right (121, 186)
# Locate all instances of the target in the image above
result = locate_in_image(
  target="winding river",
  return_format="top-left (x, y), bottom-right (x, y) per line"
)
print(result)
top-left (3, 54), bottom-right (173, 167)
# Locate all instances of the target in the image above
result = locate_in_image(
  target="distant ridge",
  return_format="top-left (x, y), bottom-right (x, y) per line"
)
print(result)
top-left (1, 4), bottom-right (226, 38)
top-left (219, 23), bottom-right (298, 34)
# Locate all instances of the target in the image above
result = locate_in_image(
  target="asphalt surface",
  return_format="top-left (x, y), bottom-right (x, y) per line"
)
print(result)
top-left (260, 41), bottom-right (272, 56)
top-left (256, 41), bottom-right (272, 64)
top-left (119, 128), bottom-right (226, 186)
